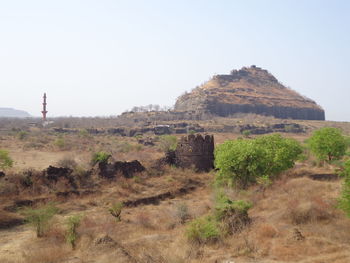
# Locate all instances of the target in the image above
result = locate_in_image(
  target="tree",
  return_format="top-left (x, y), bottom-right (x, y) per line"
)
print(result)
top-left (65, 215), bottom-right (82, 249)
top-left (308, 127), bottom-right (347, 162)
top-left (254, 134), bottom-right (303, 179)
top-left (0, 149), bottom-right (13, 170)
top-left (21, 203), bottom-right (59, 237)
top-left (214, 134), bottom-right (302, 188)
top-left (214, 139), bottom-right (266, 188)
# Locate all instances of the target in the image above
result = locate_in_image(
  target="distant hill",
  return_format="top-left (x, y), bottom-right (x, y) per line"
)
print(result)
top-left (0, 108), bottom-right (31, 118)
top-left (174, 66), bottom-right (325, 120)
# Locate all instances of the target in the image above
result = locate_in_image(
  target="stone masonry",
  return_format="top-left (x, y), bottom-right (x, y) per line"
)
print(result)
top-left (175, 134), bottom-right (214, 172)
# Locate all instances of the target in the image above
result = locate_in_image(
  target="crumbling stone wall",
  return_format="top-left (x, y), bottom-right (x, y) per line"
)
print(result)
top-left (98, 160), bottom-right (145, 179)
top-left (175, 134), bottom-right (214, 172)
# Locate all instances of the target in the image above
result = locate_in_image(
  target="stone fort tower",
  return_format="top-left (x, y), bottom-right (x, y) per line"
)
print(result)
top-left (175, 134), bottom-right (214, 172)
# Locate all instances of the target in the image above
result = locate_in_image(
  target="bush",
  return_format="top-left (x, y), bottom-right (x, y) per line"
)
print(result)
top-left (176, 202), bottom-right (190, 224)
top-left (241, 130), bottom-right (251, 137)
top-left (91, 151), bottom-right (111, 165)
top-left (186, 191), bottom-right (252, 244)
top-left (21, 203), bottom-right (59, 237)
top-left (159, 135), bottom-right (177, 152)
top-left (215, 134), bottom-right (302, 188)
top-left (109, 202), bottom-right (123, 222)
top-left (214, 194), bottom-right (252, 221)
top-left (0, 149), bottom-right (13, 170)
top-left (214, 192), bottom-right (252, 234)
top-left (65, 215), bottom-right (82, 249)
top-left (338, 160), bottom-right (350, 217)
top-left (54, 137), bottom-right (66, 150)
top-left (17, 131), bottom-right (28, 140)
top-left (308, 127), bottom-right (347, 162)
top-left (186, 215), bottom-right (221, 244)
top-left (56, 157), bottom-right (78, 169)
top-left (78, 129), bottom-right (89, 137)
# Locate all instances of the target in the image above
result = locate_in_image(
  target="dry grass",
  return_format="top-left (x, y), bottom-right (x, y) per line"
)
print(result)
top-left (256, 223), bottom-right (278, 239)
top-left (134, 211), bottom-right (154, 229)
top-left (3, 123), bottom-right (350, 262)
top-left (21, 246), bottom-right (71, 263)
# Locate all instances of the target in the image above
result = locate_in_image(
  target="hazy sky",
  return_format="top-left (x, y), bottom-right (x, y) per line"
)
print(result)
top-left (0, 0), bottom-right (349, 121)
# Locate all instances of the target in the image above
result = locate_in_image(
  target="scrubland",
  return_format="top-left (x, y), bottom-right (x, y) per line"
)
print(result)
top-left (1, 117), bottom-right (350, 263)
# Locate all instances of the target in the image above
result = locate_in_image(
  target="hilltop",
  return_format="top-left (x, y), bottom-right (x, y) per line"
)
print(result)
top-left (0, 108), bottom-right (31, 118)
top-left (175, 66), bottom-right (325, 120)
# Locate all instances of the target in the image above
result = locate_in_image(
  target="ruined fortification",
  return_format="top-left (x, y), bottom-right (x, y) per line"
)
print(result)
top-left (174, 66), bottom-right (325, 121)
top-left (175, 134), bottom-right (214, 172)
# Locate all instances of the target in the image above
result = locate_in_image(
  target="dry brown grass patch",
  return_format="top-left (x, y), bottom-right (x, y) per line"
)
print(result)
top-left (134, 211), bottom-right (154, 229)
top-left (21, 245), bottom-right (71, 263)
top-left (256, 223), bottom-right (278, 239)
top-left (78, 214), bottom-right (117, 238)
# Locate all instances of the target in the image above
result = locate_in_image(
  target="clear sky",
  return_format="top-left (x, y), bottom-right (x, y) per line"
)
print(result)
top-left (0, 0), bottom-right (349, 121)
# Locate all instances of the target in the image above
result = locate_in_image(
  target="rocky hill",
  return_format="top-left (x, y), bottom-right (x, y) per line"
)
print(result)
top-left (174, 66), bottom-right (325, 120)
top-left (0, 108), bottom-right (31, 118)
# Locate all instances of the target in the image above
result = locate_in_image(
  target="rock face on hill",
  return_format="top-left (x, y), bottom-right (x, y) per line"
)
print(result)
top-left (174, 66), bottom-right (325, 120)
top-left (0, 108), bottom-right (31, 118)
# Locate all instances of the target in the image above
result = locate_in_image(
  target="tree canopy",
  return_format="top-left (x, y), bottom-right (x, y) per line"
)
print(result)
top-left (214, 134), bottom-right (302, 188)
top-left (308, 127), bottom-right (347, 162)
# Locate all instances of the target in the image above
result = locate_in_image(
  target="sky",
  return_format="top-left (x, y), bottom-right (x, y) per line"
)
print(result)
top-left (0, 0), bottom-right (349, 121)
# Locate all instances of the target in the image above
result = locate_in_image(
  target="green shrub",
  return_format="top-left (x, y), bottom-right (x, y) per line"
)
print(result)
top-left (338, 160), bottom-right (350, 217)
top-left (17, 131), bottom-right (28, 140)
top-left (242, 130), bottom-right (251, 137)
top-left (159, 135), bottom-right (177, 152)
top-left (0, 149), bottom-right (13, 170)
top-left (21, 203), bottom-right (59, 237)
top-left (109, 202), bottom-right (123, 222)
top-left (215, 134), bottom-right (302, 188)
top-left (214, 193), bottom-right (252, 220)
top-left (65, 215), bottom-right (82, 249)
top-left (308, 127), bottom-right (347, 162)
top-left (186, 215), bottom-right (221, 244)
top-left (91, 151), bottom-right (111, 165)
top-left (214, 192), bottom-right (252, 234)
top-left (54, 137), bottom-right (66, 150)
top-left (79, 129), bottom-right (89, 137)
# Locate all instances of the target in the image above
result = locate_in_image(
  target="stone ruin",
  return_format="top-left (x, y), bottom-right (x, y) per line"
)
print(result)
top-left (97, 160), bottom-right (145, 179)
top-left (175, 134), bottom-right (214, 172)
